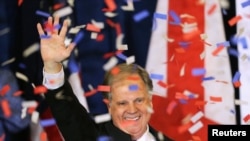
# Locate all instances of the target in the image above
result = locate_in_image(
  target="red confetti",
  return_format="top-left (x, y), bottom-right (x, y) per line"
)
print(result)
top-left (84, 89), bottom-right (98, 97)
top-left (96, 33), bottom-right (105, 41)
top-left (110, 66), bottom-right (120, 75)
top-left (13, 90), bottom-right (23, 96)
top-left (86, 24), bottom-right (101, 32)
top-left (212, 45), bottom-right (224, 56)
top-left (97, 85), bottom-right (110, 92)
top-left (166, 100), bottom-right (177, 115)
top-left (243, 114), bottom-right (250, 123)
top-left (40, 131), bottom-right (47, 141)
top-left (102, 0), bottom-right (117, 12)
top-left (209, 96), bottom-right (222, 102)
top-left (33, 85), bottom-right (48, 95)
top-left (1, 99), bottom-right (12, 117)
top-left (207, 3), bottom-right (217, 15)
top-left (27, 107), bottom-right (37, 114)
top-left (0, 84), bottom-right (10, 96)
top-left (18, 0), bottom-right (23, 6)
top-left (228, 15), bottom-right (242, 26)
top-left (233, 81), bottom-right (241, 88)
top-left (102, 99), bottom-right (109, 105)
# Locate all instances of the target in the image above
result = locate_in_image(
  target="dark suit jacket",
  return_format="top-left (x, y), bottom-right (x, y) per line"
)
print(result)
top-left (44, 80), bottom-right (173, 141)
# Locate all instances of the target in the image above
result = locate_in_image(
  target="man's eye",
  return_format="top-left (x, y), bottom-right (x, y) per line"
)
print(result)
top-left (136, 98), bottom-right (144, 104)
top-left (118, 102), bottom-right (126, 106)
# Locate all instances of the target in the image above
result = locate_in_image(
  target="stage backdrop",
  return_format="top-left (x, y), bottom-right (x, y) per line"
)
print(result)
top-left (145, 0), bottom-right (250, 140)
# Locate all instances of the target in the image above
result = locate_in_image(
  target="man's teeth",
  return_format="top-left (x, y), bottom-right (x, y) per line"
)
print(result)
top-left (125, 116), bottom-right (139, 120)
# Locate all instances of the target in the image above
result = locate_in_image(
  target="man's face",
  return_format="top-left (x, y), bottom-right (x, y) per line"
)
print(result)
top-left (108, 74), bottom-right (153, 139)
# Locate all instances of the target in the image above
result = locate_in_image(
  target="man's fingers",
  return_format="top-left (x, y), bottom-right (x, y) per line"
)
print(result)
top-left (59, 19), bottom-right (68, 38)
top-left (53, 15), bottom-right (60, 34)
top-left (66, 43), bottom-right (76, 54)
top-left (37, 23), bottom-right (45, 36)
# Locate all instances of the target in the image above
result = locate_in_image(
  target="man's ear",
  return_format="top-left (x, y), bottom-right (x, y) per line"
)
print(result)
top-left (103, 98), bottom-right (110, 107)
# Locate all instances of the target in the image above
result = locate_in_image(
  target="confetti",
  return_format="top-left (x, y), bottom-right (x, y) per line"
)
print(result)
top-left (97, 85), bottom-right (110, 92)
top-left (94, 113), bottom-right (111, 124)
top-left (86, 24), bottom-right (101, 32)
top-left (126, 55), bottom-right (135, 64)
top-left (1, 57), bottom-right (15, 67)
top-left (36, 10), bottom-right (50, 18)
top-left (33, 85), bottom-right (48, 94)
top-left (243, 114), bottom-right (250, 123)
top-left (190, 111), bottom-right (204, 123)
top-left (40, 118), bottom-right (56, 127)
top-left (128, 84), bottom-right (138, 91)
top-left (232, 71), bottom-right (241, 82)
top-left (212, 45), bottom-right (224, 56)
top-left (169, 10), bottom-right (181, 25)
top-left (154, 12), bottom-right (167, 20)
top-left (31, 111), bottom-right (39, 123)
top-left (133, 10), bottom-right (150, 22)
top-left (121, 0), bottom-right (134, 11)
top-left (103, 0), bottom-right (117, 12)
top-left (207, 3), bottom-right (217, 15)
top-left (73, 31), bottom-right (84, 44)
top-left (191, 68), bottom-right (206, 76)
top-left (188, 121), bottom-right (203, 134)
top-left (166, 100), bottom-right (177, 115)
top-left (103, 57), bottom-right (118, 71)
top-left (150, 73), bottom-right (164, 80)
top-left (40, 131), bottom-right (47, 141)
top-left (241, 0), bottom-right (250, 8)
top-left (53, 6), bottom-right (73, 18)
top-left (1, 99), bottom-right (11, 117)
top-left (116, 52), bottom-right (127, 61)
top-left (0, 85), bottom-right (10, 96)
top-left (23, 43), bottom-right (39, 58)
top-left (209, 96), bottom-right (222, 102)
top-left (228, 15), bottom-right (242, 26)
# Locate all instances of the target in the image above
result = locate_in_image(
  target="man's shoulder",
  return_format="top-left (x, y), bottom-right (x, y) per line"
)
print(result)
top-left (149, 125), bottom-right (174, 141)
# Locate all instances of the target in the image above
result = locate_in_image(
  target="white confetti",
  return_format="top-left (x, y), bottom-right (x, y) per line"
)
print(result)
top-left (190, 111), bottom-right (204, 123)
top-left (103, 57), bottom-right (118, 71)
top-left (15, 72), bottom-right (29, 82)
top-left (126, 55), bottom-right (135, 65)
top-left (188, 121), bottom-right (203, 134)
top-left (94, 113), bottom-right (111, 124)
top-left (23, 43), bottom-right (39, 57)
top-left (53, 6), bottom-right (73, 18)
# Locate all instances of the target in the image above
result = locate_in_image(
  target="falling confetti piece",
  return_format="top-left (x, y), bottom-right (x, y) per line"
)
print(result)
top-left (1, 100), bottom-right (11, 117)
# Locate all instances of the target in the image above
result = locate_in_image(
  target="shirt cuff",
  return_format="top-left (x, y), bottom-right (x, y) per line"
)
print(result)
top-left (43, 67), bottom-right (65, 90)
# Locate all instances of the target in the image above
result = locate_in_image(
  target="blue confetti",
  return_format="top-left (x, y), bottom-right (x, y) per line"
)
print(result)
top-left (153, 12), bottom-right (167, 20)
top-left (40, 118), bottom-right (56, 127)
top-left (150, 73), bottom-right (164, 80)
top-left (216, 41), bottom-right (230, 47)
top-left (40, 34), bottom-right (51, 39)
top-left (129, 84), bottom-right (138, 91)
top-left (179, 99), bottom-right (188, 104)
top-left (97, 136), bottom-right (113, 141)
top-left (36, 10), bottom-right (50, 18)
top-left (228, 48), bottom-right (239, 58)
top-left (116, 53), bottom-right (127, 61)
top-left (202, 76), bottom-right (215, 81)
top-left (73, 31), bottom-right (84, 44)
top-left (68, 55), bottom-right (79, 73)
top-left (239, 37), bottom-right (248, 49)
top-left (133, 10), bottom-right (150, 22)
top-left (169, 10), bottom-right (181, 25)
top-left (241, 0), bottom-right (250, 8)
top-left (192, 68), bottom-right (206, 76)
top-left (232, 71), bottom-right (241, 82)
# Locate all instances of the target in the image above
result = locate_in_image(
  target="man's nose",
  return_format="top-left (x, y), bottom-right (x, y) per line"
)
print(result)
top-left (127, 103), bottom-right (137, 113)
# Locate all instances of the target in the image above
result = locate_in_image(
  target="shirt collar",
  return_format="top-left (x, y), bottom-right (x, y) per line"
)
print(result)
top-left (136, 125), bottom-right (156, 141)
